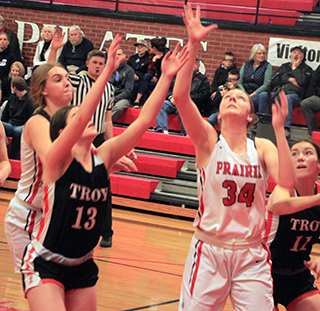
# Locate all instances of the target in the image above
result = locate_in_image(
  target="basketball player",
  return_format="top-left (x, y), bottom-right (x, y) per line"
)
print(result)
top-left (264, 139), bottom-right (320, 311)
top-left (21, 40), bottom-right (189, 310)
top-left (172, 4), bottom-right (295, 310)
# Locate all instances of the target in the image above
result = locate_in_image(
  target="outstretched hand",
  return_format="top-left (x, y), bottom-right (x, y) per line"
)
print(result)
top-left (305, 259), bottom-right (320, 279)
top-left (161, 43), bottom-right (189, 79)
top-left (271, 90), bottom-right (288, 132)
top-left (106, 34), bottom-right (125, 74)
top-left (182, 4), bottom-right (218, 44)
top-left (51, 27), bottom-right (66, 51)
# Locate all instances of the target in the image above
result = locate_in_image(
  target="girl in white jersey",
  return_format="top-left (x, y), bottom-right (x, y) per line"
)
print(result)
top-left (173, 4), bottom-right (296, 311)
top-left (22, 39), bottom-right (189, 311)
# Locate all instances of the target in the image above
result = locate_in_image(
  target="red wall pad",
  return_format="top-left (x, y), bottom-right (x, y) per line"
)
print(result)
top-left (292, 107), bottom-right (320, 128)
top-left (110, 174), bottom-right (159, 199)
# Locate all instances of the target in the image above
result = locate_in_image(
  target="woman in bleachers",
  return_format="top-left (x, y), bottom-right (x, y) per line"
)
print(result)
top-left (1, 61), bottom-right (25, 104)
top-left (238, 44), bottom-right (273, 111)
top-left (132, 37), bottom-right (166, 108)
top-left (33, 25), bottom-right (62, 69)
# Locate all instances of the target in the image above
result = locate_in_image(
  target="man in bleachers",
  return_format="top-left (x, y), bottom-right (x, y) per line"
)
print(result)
top-left (155, 56), bottom-right (210, 135)
top-left (300, 64), bottom-right (320, 135)
top-left (0, 15), bottom-right (21, 62)
top-left (0, 32), bottom-right (17, 81)
top-left (257, 46), bottom-right (312, 139)
top-left (58, 25), bottom-right (94, 75)
top-left (127, 39), bottom-right (149, 103)
top-left (1, 77), bottom-right (36, 159)
top-left (109, 47), bottom-right (134, 121)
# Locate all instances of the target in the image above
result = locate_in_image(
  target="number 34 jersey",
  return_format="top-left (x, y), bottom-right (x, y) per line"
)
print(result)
top-left (264, 187), bottom-right (320, 270)
top-left (195, 135), bottom-right (268, 240)
top-left (32, 153), bottom-right (109, 260)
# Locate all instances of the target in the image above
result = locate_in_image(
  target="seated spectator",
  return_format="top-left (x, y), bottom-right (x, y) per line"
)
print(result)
top-left (258, 46), bottom-right (312, 138)
top-left (109, 48), bottom-right (134, 121)
top-left (33, 25), bottom-right (62, 68)
top-left (209, 51), bottom-right (236, 115)
top-left (127, 39), bottom-right (149, 103)
top-left (0, 15), bottom-right (21, 62)
top-left (300, 64), bottom-right (320, 135)
top-left (1, 61), bottom-right (24, 104)
top-left (155, 56), bottom-right (210, 135)
top-left (0, 32), bottom-right (17, 81)
top-left (132, 38), bottom-right (166, 108)
top-left (1, 77), bottom-right (36, 159)
top-left (58, 25), bottom-right (94, 75)
top-left (207, 69), bottom-right (240, 128)
top-left (238, 44), bottom-right (272, 109)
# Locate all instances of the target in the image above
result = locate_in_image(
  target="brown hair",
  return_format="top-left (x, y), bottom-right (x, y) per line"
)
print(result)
top-left (87, 49), bottom-right (106, 61)
top-left (30, 62), bottom-right (64, 108)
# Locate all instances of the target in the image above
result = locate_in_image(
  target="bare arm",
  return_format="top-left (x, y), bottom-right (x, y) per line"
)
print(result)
top-left (172, 4), bottom-right (218, 167)
top-left (0, 121), bottom-right (10, 186)
top-left (97, 43), bottom-right (189, 172)
top-left (104, 110), bottom-right (113, 140)
top-left (47, 29), bottom-right (65, 63)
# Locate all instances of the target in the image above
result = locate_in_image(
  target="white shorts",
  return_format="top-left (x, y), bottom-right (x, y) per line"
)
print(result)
top-left (179, 235), bottom-right (274, 311)
top-left (5, 196), bottom-right (42, 273)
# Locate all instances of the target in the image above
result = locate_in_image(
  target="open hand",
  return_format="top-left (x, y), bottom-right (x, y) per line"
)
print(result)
top-left (51, 27), bottom-right (65, 51)
top-left (106, 34), bottom-right (125, 73)
top-left (305, 259), bottom-right (320, 279)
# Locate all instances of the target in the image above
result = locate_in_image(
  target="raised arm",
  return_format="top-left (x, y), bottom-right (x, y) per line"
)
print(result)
top-left (44, 35), bottom-right (125, 181)
top-left (258, 91), bottom-right (295, 189)
top-left (172, 4), bottom-right (218, 163)
top-left (47, 29), bottom-right (65, 63)
top-left (97, 43), bottom-right (189, 171)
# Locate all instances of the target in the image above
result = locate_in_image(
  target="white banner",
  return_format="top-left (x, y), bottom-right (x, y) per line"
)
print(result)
top-left (267, 37), bottom-right (320, 70)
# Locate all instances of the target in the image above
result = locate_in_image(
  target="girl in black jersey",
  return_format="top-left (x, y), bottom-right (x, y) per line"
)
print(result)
top-left (21, 36), bottom-right (189, 311)
top-left (266, 139), bottom-right (320, 311)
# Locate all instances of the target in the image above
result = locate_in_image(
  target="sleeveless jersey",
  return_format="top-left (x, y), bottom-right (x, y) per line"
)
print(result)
top-left (195, 135), bottom-right (268, 240)
top-left (15, 109), bottom-right (50, 211)
top-left (32, 152), bottom-right (110, 260)
top-left (264, 184), bottom-right (320, 270)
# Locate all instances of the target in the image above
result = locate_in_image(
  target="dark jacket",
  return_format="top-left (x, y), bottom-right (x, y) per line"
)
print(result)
top-left (211, 63), bottom-right (237, 93)
top-left (277, 61), bottom-right (312, 99)
top-left (127, 52), bottom-right (149, 81)
top-left (3, 28), bottom-right (22, 61)
top-left (305, 64), bottom-right (320, 98)
top-left (167, 71), bottom-right (210, 116)
top-left (58, 37), bottom-right (94, 74)
top-left (1, 91), bottom-right (36, 126)
top-left (109, 62), bottom-right (134, 103)
top-left (0, 46), bottom-right (17, 81)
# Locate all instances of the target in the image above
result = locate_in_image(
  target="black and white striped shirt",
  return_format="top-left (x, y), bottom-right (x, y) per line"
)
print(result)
top-left (69, 74), bottom-right (114, 134)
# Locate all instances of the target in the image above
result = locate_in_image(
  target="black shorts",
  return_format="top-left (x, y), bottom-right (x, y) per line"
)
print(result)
top-left (32, 256), bottom-right (99, 292)
top-left (272, 269), bottom-right (319, 309)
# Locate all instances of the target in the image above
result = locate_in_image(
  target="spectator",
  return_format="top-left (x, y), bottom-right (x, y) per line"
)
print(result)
top-left (156, 55), bottom-right (210, 135)
top-left (1, 61), bottom-right (25, 104)
top-left (109, 47), bottom-right (134, 121)
top-left (207, 69), bottom-right (241, 128)
top-left (300, 64), bottom-right (320, 135)
top-left (132, 38), bottom-right (166, 108)
top-left (58, 25), bottom-right (94, 75)
top-left (210, 52), bottom-right (237, 106)
top-left (1, 76), bottom-right (36, 159)
top-left (0, 32), bottom-right (17, 81)
top-left (238, 44), bottom-right (272, 109)
top-left (33, 25), bottom-right (62, 68)
top-left (127, 39), bottom-right (149, 103)
top-left (258, 46), bottom-right (312, 138)
top-left (0, 15), bottom-right (21, 62)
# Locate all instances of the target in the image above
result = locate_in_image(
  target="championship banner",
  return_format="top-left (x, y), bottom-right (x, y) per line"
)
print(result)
top-left (267, 37), bottom-right (320, 70)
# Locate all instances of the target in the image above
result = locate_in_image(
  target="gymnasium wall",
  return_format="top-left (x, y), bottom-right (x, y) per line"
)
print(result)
top-left (1, 5), bottom-right (320, 82)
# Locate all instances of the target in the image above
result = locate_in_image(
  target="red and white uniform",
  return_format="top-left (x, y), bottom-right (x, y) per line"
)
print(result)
top-left (179, 135), bottom-right (273, 311)
top-left (5, 110), bottom-right (48, 273)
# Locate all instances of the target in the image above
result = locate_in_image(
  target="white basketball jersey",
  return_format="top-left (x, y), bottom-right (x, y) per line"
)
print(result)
top-left (194, 135), bottom-right (268, 240)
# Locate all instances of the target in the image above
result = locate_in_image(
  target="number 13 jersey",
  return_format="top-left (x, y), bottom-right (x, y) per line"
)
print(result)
top-left (195, 135), bottom-right (268, 240)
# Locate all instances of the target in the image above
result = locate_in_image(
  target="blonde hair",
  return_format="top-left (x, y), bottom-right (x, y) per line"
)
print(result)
top-left (249, 44), bottom-right (266, 61)
top-left (40, 25), bottom-right (54, 40)
top-left (9, 61), bottom-right (25, 77)
top-left (30, 62), bottom-right (64, 108)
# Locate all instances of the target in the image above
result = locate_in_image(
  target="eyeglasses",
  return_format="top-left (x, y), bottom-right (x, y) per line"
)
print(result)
top-left (226, 78), bottom-right (239, 82)
top-left (224, 58), bottom-right (234, 62)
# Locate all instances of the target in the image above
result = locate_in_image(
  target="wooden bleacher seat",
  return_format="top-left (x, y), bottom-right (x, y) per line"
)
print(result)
top-left (135, 153), bottom-right (185, 178)
top-left (113, 127), bottom-right (196, 156)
